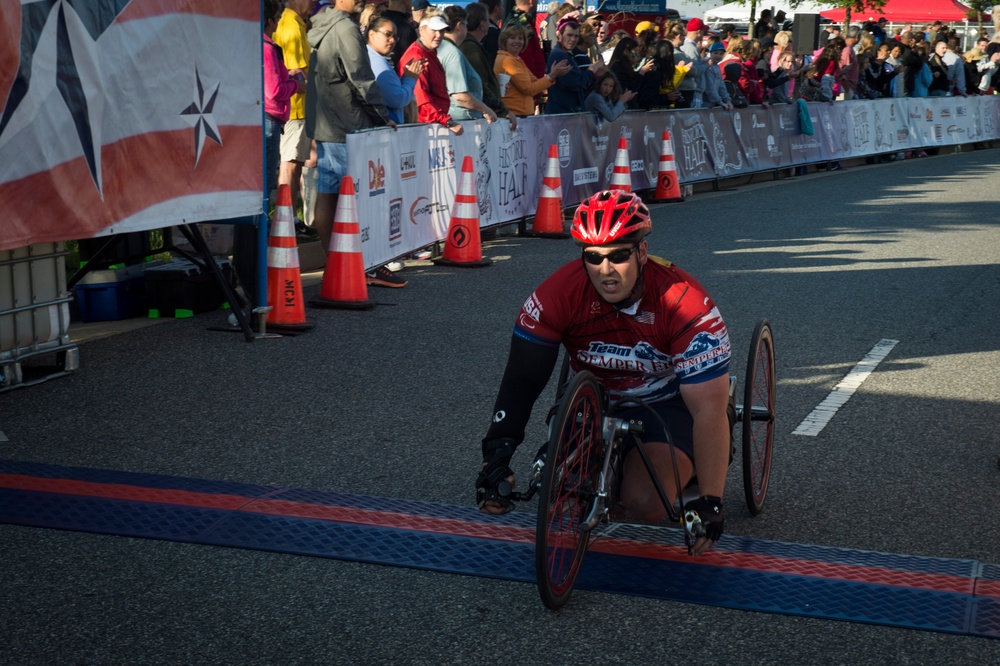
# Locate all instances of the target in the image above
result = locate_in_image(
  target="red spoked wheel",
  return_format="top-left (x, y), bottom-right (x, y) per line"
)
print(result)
top-left (536, 371), bottom-right (604, 610)
top-left (742, 319), bottom-right (776, 516)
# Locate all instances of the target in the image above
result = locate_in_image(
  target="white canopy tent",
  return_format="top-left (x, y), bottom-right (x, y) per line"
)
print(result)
top-left (702, 2), bottom-right (839, 23)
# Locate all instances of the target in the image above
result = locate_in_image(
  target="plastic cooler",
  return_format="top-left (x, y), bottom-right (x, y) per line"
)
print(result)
top-left (144, 258), bottom-right (232, 319)
top-left (73, 264), bottom-right (150, 322)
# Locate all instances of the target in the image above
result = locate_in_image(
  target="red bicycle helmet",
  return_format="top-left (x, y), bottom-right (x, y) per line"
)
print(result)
top-left (570, 190), bottom-right (651, 246)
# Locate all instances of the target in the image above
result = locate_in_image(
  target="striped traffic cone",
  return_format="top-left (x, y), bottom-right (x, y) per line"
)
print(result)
top-left (526, 144), bottom-right (569, 238)
top-left (265, 185), bottom-right (316, 333)
top-left (608, 137), bottom-right (632, 192)
top-left (433, 156), bottom-right (492, 268)
top-left (309, 177), bottom-right (376, 310)
top-left (651, 130), bottom-right (684, 203)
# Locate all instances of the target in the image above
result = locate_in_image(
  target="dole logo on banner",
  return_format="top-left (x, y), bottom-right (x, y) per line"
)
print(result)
top-left (368, 159), bottom-right (385, 196)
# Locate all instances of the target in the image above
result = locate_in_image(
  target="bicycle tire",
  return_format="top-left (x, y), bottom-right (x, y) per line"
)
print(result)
top-left (536, 370), bottom-right (603, 610)
top-left (742, 319), bottom-right (775, 516)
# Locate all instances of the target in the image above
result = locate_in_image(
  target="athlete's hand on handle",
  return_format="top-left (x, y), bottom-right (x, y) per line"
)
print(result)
top-left (683, 495), bottom-right (724, 555)
top-left (476, 438), bottom-right (518, 515)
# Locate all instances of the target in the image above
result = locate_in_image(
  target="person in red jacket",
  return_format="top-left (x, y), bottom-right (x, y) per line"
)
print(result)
top-left (399, 10), bottom-right (464, 135)
top-left (739, 39), bottom-right (766, 106)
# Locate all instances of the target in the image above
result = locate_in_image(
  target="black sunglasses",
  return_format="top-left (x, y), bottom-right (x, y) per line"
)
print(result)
top-left (582, 246), bottom-right (636, 266)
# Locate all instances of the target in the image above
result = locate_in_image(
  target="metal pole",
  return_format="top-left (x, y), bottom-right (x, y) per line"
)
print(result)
top-left (257, 0), bottom-right (269, 312)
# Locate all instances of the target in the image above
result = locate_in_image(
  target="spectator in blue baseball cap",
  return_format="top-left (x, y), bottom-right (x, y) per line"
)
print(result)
top-left (702, 41), bottom-right (733, 110)
top-left (412, 0), bottom-right (431, 24)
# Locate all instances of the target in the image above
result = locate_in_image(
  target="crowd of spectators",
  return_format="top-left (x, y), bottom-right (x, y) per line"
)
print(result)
top-left (795, 19), bottom-right (1000, 102)
top-left (262, 0), bottom-right (1000, 283)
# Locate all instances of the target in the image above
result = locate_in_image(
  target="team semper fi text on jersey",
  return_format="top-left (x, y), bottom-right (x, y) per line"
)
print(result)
top-left (514, 256), bottom-right (731, 403)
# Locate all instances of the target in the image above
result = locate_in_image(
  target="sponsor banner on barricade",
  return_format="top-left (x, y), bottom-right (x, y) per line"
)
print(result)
top-left (668, 110), bottom-right (715, 181)
top-left (493, 118), bottom-right (538, 220)
top-left (346, 97), bottom-right (1000, 268)
top-left (348, 123), bottom-right (455, 265)
top-left (542, 113), bottom-right (604, 202)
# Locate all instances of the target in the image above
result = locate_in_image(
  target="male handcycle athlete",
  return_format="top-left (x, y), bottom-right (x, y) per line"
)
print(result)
top-left (476, 190), bottom-right (732, 554)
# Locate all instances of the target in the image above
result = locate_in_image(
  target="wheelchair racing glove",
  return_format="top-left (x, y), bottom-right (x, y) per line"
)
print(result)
top-left (683, 495), bottom-right (725, 542)
top-left (476, 437), bottom-right (518, 514)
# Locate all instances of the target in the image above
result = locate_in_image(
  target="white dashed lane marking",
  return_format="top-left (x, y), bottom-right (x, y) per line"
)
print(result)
top-left (792, 339), bottom-right (899, 437)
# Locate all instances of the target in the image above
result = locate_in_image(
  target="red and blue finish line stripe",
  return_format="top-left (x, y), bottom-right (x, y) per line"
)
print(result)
top-left (0, 459), bottom-right (997, 638)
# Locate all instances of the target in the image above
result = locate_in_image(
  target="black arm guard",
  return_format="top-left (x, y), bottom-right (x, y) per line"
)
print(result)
top-left (482, 335), bottom-right (560, 446)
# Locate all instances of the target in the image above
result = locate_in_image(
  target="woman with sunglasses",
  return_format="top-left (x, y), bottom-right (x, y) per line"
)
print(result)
top-left (366, 11), bottom-right (424, 124)
top-left (476, 190), bottom-right (732, 557)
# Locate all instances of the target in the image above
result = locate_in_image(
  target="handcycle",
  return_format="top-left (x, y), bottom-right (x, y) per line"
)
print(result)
top-left (508, 319), bottom-right (776, 610)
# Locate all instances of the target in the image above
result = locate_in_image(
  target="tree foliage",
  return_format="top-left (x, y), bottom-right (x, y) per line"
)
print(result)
top-left (826, 1), bottom-right (890, 30)
top-left (735, 0), bottom-right (997, 42)
top-left (965, 0), bottom-right (991, 30)
top-left (739, 1), bottom-right (890, 32)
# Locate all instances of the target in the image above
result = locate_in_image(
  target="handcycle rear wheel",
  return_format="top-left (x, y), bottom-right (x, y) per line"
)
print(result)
top-left (536, 370), bottom-right (604, 610)
top-left (742, 319), bottom-right (776, 516)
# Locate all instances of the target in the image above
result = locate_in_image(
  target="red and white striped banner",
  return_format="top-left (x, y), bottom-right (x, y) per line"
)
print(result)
top-left (0, 0), bottom-right (262, 252)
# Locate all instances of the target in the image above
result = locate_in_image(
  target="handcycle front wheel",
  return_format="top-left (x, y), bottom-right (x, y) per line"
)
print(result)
top-left (536, 370), bottom-right (604, 610)
top-left (742, 319), bottom-right (776, 516)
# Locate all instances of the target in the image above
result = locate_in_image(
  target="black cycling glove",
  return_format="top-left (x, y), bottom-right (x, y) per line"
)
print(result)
top-left (476, 438), bottom-right (517, 513)
top-left (683, 495), bottom-right (725, 542)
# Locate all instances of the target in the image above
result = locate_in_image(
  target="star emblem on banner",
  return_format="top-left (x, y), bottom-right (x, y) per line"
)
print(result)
top-left (0, 0), bottom-right (132, 195)
top-left (179, 68), bottom-right (223, 167)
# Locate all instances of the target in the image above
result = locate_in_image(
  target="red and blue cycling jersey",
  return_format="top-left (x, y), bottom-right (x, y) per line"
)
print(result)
top-left (514, 256), bottom-right (731, 403)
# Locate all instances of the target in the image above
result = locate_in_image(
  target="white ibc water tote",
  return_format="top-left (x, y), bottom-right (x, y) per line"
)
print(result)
top-left (0, 242), bottom-right (79, 391)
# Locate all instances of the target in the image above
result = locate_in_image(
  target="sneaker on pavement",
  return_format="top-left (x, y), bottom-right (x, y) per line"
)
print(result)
top-left (385, 261), bottom-right (404, 272)
top-left (366, 265), bottom-right (408, 288)
top-left (295, 219), bottom-right (318, 239)
top-left (410, 250), bottom-right (433, 260)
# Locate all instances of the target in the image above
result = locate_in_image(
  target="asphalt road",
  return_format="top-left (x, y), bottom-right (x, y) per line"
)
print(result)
top-left (2, 148), bottom-right (999, 665)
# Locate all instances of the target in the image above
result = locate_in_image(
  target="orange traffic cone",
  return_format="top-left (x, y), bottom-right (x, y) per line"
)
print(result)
top-left (652, 130), bottom-right (684, 203)
top-left (433, 155), bottom-right (492, 268)
top-left (265, 184), bottom-right (316, 333)
top-left (608, 137), bottom-right (632, 192)
top-left (309, 177), bottom-right (376, 310)
top-left (526, 144), bottom-right (569, 238)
